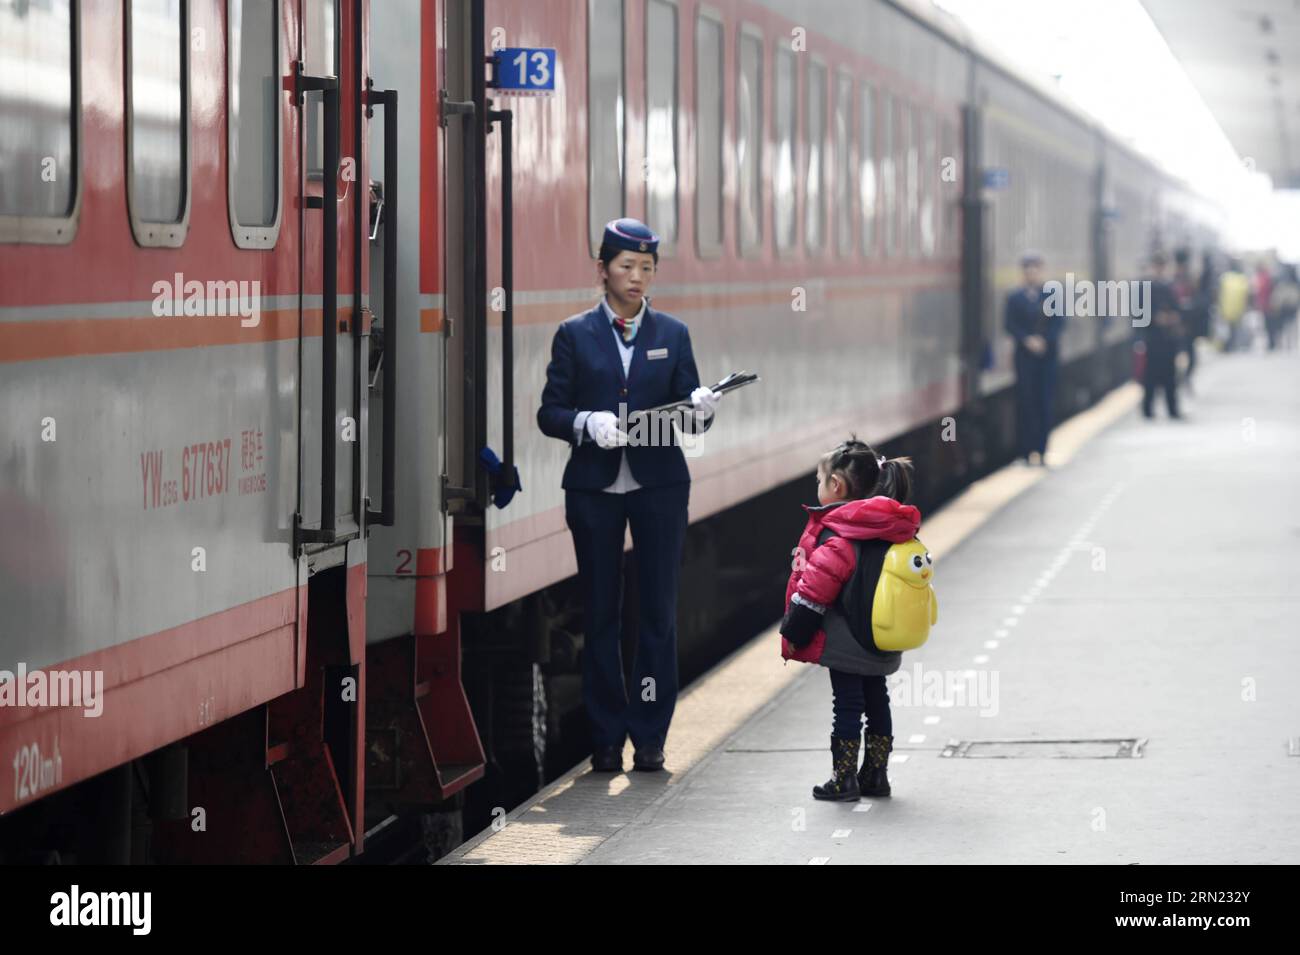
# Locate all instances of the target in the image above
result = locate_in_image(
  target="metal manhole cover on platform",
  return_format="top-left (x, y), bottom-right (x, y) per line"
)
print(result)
top-left (940, 738), bottom-right (1147, 759)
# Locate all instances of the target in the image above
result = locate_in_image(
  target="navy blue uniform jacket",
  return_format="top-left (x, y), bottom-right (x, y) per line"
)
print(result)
top-left (537, 304), bottom-right (713, 490)
top-left (1004, 286), bottom-right (1064, 358)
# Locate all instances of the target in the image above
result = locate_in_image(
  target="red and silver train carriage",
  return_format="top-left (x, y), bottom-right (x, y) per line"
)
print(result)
top-left (1, 0), bottom-right (390, 862)
top-left (1, 0), bottom-right (1219, 862)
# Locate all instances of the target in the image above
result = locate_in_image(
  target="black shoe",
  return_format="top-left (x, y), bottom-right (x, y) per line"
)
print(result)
top-left (591, 745), bottom-right (623, 773)
top-left (858, 766), bottom-right (892, 797)
top-left (632, 746), bottom-right (665, 772)
top-left (812, 736), bottom-right (861, 801)
top-left (858, 734), bottom-right (893, 797)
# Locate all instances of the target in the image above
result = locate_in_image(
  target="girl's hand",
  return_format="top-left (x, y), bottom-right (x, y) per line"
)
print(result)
top-left (780, 602), bottom-right (823, 648)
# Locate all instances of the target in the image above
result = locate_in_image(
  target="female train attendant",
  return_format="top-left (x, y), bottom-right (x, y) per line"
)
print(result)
top-left (537, 218), bottom-right (721, 773)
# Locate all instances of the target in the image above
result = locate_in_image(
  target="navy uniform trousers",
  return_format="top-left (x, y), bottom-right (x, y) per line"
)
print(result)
top-left (1013, 347), bottom-right (1058, 459)
top-left (565, 482), bottom-right (690, 751)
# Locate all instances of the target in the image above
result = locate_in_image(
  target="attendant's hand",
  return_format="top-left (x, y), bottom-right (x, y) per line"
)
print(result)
top-left (1024, 334), bottom-right (1047, 355)
top-left (690, 386), bottom-right (721, 420)
top-left (585, 410), bottom-right (628, 449)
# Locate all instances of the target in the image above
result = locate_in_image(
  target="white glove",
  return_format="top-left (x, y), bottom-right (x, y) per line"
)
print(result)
top-left (585, 410), bottom-right (628, 449)
top-left (690, 386), bottom-right (721, 421)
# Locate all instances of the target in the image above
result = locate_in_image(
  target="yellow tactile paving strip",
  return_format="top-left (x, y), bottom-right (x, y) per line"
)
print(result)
top-left (440, 382), bottom-right (1144, 865)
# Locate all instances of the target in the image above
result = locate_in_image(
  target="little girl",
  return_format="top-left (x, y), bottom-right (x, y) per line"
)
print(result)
top-left (779, 437), bottom-right (921, 800)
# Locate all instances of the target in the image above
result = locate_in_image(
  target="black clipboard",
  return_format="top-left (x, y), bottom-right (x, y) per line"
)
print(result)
top-left (627, 370), bottom-right (760, 421)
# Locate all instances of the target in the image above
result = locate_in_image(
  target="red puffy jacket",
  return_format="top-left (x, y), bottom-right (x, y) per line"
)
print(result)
top-left (781, 496), bottom-right (922, 665)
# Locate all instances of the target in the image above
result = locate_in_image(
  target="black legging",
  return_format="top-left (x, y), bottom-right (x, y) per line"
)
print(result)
top-left (829, 669), bottom-right (893, 739)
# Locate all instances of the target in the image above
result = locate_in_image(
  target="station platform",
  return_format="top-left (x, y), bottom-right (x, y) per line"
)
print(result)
top-left (442, 347), bottom-right (1300, 865)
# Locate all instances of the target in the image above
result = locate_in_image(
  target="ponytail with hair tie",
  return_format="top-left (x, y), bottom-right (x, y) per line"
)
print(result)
top-left (820, 435), bottom-right (914, 504)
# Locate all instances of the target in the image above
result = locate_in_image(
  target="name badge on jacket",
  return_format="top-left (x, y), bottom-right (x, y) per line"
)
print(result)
top-left (647, 347), bottom-right (669, 360)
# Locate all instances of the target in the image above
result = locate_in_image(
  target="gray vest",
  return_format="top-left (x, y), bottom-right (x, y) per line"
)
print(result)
top-left (813, 527), bottom-right (904, 677)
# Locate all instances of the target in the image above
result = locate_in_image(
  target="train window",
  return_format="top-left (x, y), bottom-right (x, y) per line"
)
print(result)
top-left (805, 60), bottom-right (826, 253)
top-left (833, 69), bottom-right (853, 257)
top-left (773, 46), bottom-right (795, 253)
top-left (902, 103), bottom-right (918, 258)
top-left (920, 111), bottom-right (936, 258)
top-left (0, 0), bottom-right (79, 243)
top-left (126, 0), bottom-right (190, 246)
top-left (228, 0), bottom-right (281, 249)
top-left (304, 0), bottom-right (338, 180)
top-left (588, 0), bottom-right (625, 254)
top-left (645, 0), bottom-right (678, 250)
top-left (940, 118), bottom-right (957, 256)
top-left (880, 93), bottom-right (894, 256)
top-left (736, 26), bottom-right (762, 257)
top-left (695, 11), bottom-right (723, 257)
top-left (859, 83), bottom-right (876, 256)
top-left (896, 101), bottom-right (907, 256)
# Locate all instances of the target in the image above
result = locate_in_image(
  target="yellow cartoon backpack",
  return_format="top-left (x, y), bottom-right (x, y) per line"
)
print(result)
top-left (871, 539), bottom-right (938, 650)
top-left (815, 529), bottom-right (938, 653)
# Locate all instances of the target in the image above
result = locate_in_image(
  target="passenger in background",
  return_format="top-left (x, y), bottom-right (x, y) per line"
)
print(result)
top-left (1252, 256), bottom-right (1274, 349)
top-left (1269, 264), bottom-right (1300, 351)
top-left (1004, 251), bottom-right (1063, 466)
top-left (1218, 258), bottom-right (1250, 352)
top-left (1198, 250), bottom-right (1220, 366)
top-left (1139, 252), bottom-right (1183, 420)
top-left (1171, 248), bottom-right (1208, 395)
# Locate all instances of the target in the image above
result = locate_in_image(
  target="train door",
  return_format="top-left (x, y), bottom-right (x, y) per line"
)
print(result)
top-left (359, 1), bottom-right (486, 849)
top-left (283, 0), bottom-right (370, 860)
top-left (443, 0), bottom-right (481, 513)
top-left (295, 0), bottom-right (366, 548)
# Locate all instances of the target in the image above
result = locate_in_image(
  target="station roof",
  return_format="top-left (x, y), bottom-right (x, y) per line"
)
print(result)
top-left (1142, 0), bottom-right (1300, 188)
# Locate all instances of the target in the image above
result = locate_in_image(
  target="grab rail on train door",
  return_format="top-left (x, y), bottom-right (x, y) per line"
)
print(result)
top-left (365, 82), bottom-right (398, 528)
top-left (441, 90), bottom-right (479, 509)
top-left (296, 62), bottom-right (343, 545)
top-left (486, 101), bottom-right (520, 506)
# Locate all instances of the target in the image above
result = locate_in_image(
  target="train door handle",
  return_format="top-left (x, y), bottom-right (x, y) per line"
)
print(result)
top-left (365, 85), bottom-right (398, 528)
top-left (487, 105), bottom-right (520, 507)
top-left (295, 62), bottom-right (343, 545)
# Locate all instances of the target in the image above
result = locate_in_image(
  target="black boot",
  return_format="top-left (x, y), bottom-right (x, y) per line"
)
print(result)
top-left (812, 736), bottom-right (861, 801)
top-left (858, 733), bottom-right (892, 797)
